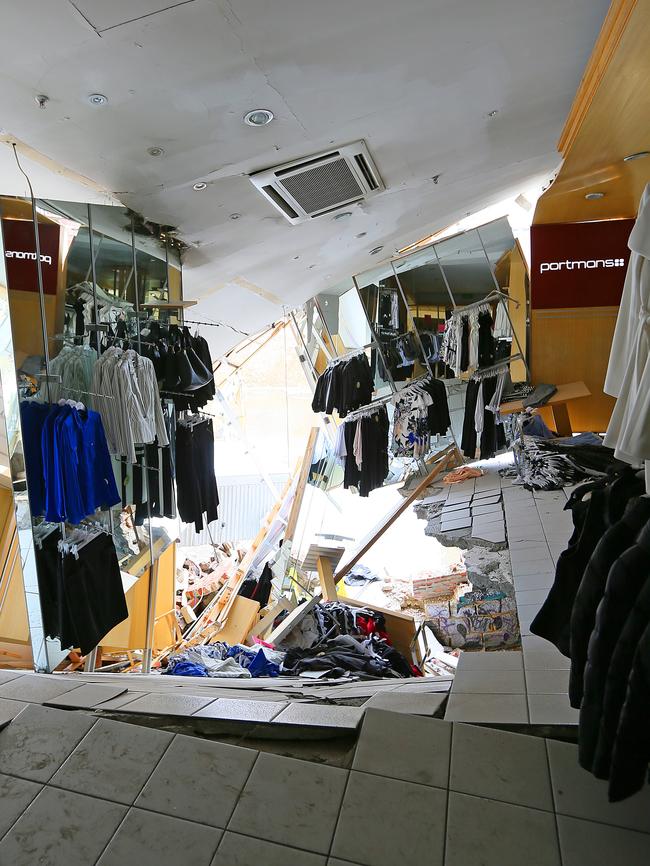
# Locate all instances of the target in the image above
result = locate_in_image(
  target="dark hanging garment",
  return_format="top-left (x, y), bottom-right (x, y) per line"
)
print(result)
top-left (530, 470), bottom-right (644, 656)
top-left (568, 496), bottom-right (650, 709)
top-left (477, 310), bottom-right (495, 367)
top-left (175, 417), bottom-right (219, 533)
top-left (593, 570), bottom-right (650, 780)
top-left (461, 379), bottom-right (480, 458)
top-left (607, 622), bottom-right (650, 802)
top-left (460, 316), bottom-right (470, 372)
top-left (578, 531), bottom-right (650, 775)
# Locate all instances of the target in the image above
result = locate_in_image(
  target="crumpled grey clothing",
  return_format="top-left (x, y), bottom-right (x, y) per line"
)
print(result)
top-left (185, 648), bottom-right (251, 678)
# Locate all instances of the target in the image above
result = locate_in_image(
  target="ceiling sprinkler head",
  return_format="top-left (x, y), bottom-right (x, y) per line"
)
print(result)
top-left (147, 146), bottom-right (165, 157)
top-left (35, 94), bottom-right (49, 109)
top-left (193, 182), bottom-right (208, 191)
top-left (369, 245), bottom-right (384, 255)
top-left (88, 93), bottom-right (108, 106)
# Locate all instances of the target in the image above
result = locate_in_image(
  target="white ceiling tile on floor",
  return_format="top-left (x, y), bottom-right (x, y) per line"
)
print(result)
top-left (50, 718), bottom-right (172, 806)
top-left (452, 668), bottom-right (526, 694)
top-left (212, 833), bottom-right (326, 866)
top-left (456, 651), bottom-right (523, 672)
top-left (451, 724), bottom-right (554, 811)
top-left (353, 709), bottom-right (451, 787)
top-left (229, 753), bottom-right (347, 855)
top-left (117, 692), bottom-right (214, 716)
top-left (445, 693), bottom-right (529, 724)
top-left (445, 792), bottom-right (561, 866)
top-left (556, 816), bottom-right (650, 866)
top-left (365, 690), bottom-right (447, 716)
top-left (96, 808), bottom-right (222, 866)
top-left (272, 703), bottom-right (363, 729)
top-left (136, 734), bottom-right (257, 829)
top-left (547, 739), bottom-right (650, 833)
top-left (528, 694), bottom-right (579, 725)
top-left (0, 704), bottom-right (96, 783)
top-left (332, 771), bottom-right (446, 866)
top-left (0, 774), bottom-right (42, 839)
top-left (525, 668), bottom-right (570, 694)
top-left (192, 698), bottom-right (287, 722)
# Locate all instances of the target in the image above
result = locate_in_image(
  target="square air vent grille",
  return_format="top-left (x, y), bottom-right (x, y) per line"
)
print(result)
top-left (249, 141), bottom-right (384, 225)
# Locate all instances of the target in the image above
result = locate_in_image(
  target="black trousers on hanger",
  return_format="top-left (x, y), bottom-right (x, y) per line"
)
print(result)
top-left (176, 418), bottom-right (219, 532)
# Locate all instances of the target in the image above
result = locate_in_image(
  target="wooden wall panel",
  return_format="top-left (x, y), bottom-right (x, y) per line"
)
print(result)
top-left (531, 307), bottom-right (617, 433)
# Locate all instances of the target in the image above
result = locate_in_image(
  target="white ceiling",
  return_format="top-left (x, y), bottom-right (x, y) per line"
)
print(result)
top-left (0, 0), bottom-right (609, 354)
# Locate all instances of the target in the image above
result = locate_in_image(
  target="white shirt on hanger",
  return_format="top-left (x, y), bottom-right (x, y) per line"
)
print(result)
top-left (604, 183), bottom-right (650, 463)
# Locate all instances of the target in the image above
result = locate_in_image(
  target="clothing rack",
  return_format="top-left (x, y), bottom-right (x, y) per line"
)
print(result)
top-left (327, 347), bottom-right (369, 368)
top-left (343, 393), bottom-right (393, 423)
top-left (451, 288), bottom-right (520, 314)
top-left (470, 354), bottom-right (523, 381)
top-left (182, 317), bottom-right (250, 337)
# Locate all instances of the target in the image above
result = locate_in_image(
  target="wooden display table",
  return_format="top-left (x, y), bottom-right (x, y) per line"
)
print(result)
top-left (500, 381), bottom-right (591, 436)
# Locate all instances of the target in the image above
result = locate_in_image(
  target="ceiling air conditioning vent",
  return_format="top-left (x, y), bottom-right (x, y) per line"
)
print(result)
top-left (249, 141), bottom-right (384, 225)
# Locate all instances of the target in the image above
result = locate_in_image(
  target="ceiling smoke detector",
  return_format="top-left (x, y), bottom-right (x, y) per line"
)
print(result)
top-left (244, 109), bottom-right (274, 126)
top-left (249, 141), bottom-right (384, 225)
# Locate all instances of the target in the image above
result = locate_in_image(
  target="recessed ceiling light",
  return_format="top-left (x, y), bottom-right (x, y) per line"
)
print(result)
top-left (369, 245), bottom-right (384, 255)
top-left (623, 151), bottom-right (650, 162)
top-left (88, 93), bottom-right (108, 106)
top-left (230, 213), bottom-right (241, 220)
top-left (244, 109), bottom-right (274, 127)
top-left (147, 146), bottom-right (165, 157)
top-left (193, 182), bottom-right (208, 191)
top-left (333, 211), bottom-right (352, 221)
top-left (585, 192), bottom-right (605, 200)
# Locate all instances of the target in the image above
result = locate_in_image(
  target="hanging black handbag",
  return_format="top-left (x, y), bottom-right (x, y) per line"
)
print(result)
top-left (183, 328), bottom-right (213, 390)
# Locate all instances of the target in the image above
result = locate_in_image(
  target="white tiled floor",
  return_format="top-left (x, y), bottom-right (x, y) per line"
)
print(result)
top-left (445, 465), bottom-right (579, 726)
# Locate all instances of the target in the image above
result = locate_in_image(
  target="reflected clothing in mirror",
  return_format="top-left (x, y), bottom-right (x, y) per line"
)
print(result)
top-left (21, 401), bottom-right (119, 524)
top-left (392, 378), bottom-right (451, 458)
top-left (311, 353), bottom-right (373, 417)
top-left (35, 528), bottom-right (127, 655)
top-left (339, 406), bottom-right (389, 497)
top-left (176, 416), bottom-right (219, 533)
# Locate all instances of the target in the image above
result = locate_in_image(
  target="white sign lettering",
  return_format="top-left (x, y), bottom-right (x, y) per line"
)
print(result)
top-left (5, 250), bottom-right (53, 265)
top-left (539, 258), bottom-right (625, 274)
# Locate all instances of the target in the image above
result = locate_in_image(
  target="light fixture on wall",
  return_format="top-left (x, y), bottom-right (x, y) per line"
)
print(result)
top-left (192, 182), bottom-right (208, 191)
top-left (623, 151), bottom-right (650, 162)
top-left (585, 192), bottom-right (605, 200)
top-left (244, 109), bottom-right (274, 126)
top-left (88, 93), bottom-right (108, 106)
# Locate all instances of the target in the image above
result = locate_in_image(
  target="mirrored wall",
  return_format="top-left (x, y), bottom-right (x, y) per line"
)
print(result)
top-left (0, 195), bottom-right (184, 672)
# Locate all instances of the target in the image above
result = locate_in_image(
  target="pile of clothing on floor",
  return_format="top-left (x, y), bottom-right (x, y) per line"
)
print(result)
top-left (164, 600), bottom-right (418, 680)
top-left (164, 642), bottom-right (284, 678)
top-left (507, 414), bottom-right (627, 490)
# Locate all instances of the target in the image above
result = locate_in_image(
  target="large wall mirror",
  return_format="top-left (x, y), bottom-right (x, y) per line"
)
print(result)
top-left (0, 194), bottom-right (183, 673)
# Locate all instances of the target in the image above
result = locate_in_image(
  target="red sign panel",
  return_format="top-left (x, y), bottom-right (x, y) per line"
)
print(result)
top-left (530, 219), bottom-right (634, 309)
top-left (1, 218), bottom-right (60, 295)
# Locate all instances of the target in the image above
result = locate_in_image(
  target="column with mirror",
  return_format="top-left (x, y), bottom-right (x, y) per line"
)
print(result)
top-left (0, 194), bottom-right (183, 673)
